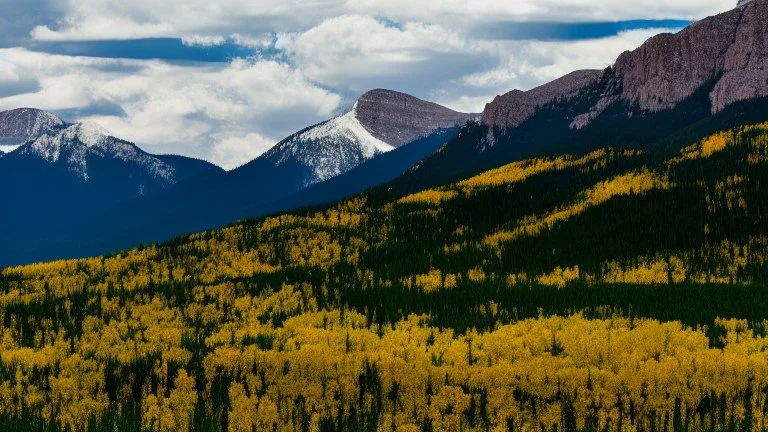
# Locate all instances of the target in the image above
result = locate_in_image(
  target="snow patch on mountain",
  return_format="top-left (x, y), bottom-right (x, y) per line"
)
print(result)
top-left (302, 105), bottom-right (395, 156)
top-left (267, 104), bottom-right (395, 186)
top-left (20, 122), bottom-right (177, 183)
top-left (62, 121), bottom-right (111, 147)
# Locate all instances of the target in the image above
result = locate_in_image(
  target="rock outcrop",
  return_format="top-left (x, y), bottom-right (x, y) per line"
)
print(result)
top-left (481, 70), bottom-right (602, 128)
top-left (710, 1), bottom-right (768, 112)
top-left (355, 89), bottom-right (477, 147)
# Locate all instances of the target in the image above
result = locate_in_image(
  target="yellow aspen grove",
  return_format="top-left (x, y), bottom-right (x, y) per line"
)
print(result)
top-left (142, 370), bottom-right (197, 432)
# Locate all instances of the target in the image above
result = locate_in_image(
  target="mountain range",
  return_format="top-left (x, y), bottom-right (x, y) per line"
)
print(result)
top-left (4, 0), bottom-right (768, 268)
top-left (0, 91), bottom-right (474, 266)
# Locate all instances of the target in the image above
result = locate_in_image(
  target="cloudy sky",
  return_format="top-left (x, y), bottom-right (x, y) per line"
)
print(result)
top-left (0, 0), bottom-right (735, 169)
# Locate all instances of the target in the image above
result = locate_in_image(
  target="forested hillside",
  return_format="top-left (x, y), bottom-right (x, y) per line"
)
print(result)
top-left (1, 122), bottom-right (767, 431)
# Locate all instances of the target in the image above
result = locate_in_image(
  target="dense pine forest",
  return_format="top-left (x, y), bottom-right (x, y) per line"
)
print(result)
top-left (1, 121), bottom-right (768, 432)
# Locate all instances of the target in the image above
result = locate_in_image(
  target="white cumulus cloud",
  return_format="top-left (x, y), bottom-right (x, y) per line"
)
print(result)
top-left (0, 48), bottom-right (341, 169)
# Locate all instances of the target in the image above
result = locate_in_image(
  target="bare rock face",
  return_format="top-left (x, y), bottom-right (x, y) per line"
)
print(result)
top-left (611, 9), bottom-right (742, 113)
top-left (483, 0), bottom-right (768, 130)
top-left (481, 70), bottom-right (602, 128)
top-left (0, 108), bottom-right (64, 146)
top-left (711, 0), bottom-right (768, 112)
top-left (592, 0), bottom-right (768, 121)
top-left (355, 89), bottom-right (477, 147)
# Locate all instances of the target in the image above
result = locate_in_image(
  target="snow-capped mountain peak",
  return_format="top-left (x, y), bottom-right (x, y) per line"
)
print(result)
top-left (265, 104), bottom-right (396, 187)
top-left (247, 89), bottom-right (475, 190)
top-left (298, 103), bottom-right (395, 157)
top-left (63, 121), bottom-right (112, 147)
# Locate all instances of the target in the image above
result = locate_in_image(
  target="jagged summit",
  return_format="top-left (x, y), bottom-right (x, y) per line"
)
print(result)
top-left (355, 89), bottom-right (477, 147)
top-left (738, 0), bottom-right (754, 7)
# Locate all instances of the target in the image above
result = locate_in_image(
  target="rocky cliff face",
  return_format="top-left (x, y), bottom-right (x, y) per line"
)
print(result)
top-left (355, 89), bottom-right (476, 147)
top-left (580, 0), bottom-right (768, 125)
top-left (482, 70), bottom-right (602, 128)
top-left (610, 9), bottom-right (742, 113)
top-left (710, 1), bottom-right (768, 112)
top-left (484, 0), bottom-right (768, 130)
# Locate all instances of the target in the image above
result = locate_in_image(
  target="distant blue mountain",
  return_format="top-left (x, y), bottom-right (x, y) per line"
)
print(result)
top-left (0, 91), bottom-right (474, 267)
top-left (0, 114), bottom-right (222, 264)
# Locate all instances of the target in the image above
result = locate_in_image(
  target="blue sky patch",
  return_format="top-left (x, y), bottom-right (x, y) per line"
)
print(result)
top-left (26, 38), bottom-right (270, 63)
top-left (19, 19), bottom-right (689, 64)
top-left (478, 20), bottom-right (690, 41)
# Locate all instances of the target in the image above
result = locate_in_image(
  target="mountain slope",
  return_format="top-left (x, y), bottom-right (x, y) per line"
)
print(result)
top-left (253, 127), bottom-right (460, 216)
top-left (0, 127), bottom-right (459, 267)
top-left (1, 121), bottom-right (767, 431)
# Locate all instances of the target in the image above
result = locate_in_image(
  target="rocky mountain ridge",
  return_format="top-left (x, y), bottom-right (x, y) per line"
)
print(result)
top-left (481, 70), bottom-right (602, 129)
top-left (484, 0), bottom-right (768, 130)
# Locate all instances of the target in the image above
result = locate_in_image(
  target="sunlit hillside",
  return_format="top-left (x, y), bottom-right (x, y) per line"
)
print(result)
top-left (1, 123), bottom-right (768, 431)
